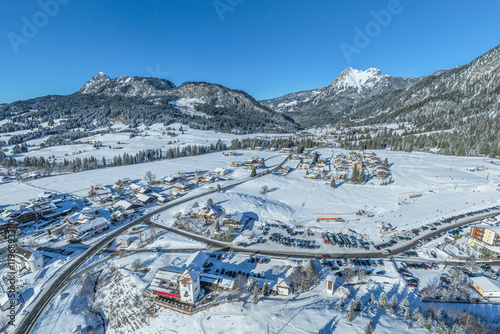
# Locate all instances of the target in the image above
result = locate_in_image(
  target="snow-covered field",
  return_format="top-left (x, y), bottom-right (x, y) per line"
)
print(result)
top-left (155, 149), bottom-right (500, 245)
top-left (0, 150), bottom-right (284, 204)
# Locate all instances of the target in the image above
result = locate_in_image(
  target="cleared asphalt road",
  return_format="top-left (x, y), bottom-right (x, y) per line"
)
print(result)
top-left (151, 210), bottom-right (500, 260)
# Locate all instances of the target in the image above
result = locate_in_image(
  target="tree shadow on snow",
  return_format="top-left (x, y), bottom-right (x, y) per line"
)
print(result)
top-left (318, 315), bottom-right (340, 334)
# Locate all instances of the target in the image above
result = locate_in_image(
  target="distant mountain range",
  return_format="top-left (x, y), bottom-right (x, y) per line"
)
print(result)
top-left (262, 45), bottom-right (499, 131)
top-left (260, 67), bottom-right (419, 125)
top-left (1, 44), bottom-right (498, 155)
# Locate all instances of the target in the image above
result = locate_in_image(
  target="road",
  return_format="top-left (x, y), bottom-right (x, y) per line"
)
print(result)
top-left (150, 209), bottom-right (500, 260)
top-left (15, 157), bottom-right (287, 334)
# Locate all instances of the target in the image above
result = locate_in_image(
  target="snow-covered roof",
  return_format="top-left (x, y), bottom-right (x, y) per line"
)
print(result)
top-left (185, 251), bottom-right (208, 271)
top-left (14, 246), bottom-right (42, 262)
top-left (74, 217), bottom-right (108, 233)
top-left (115, 200), bottom-right (143, 210)
top-left (471, 275), bottom-right (500, 292)
top-left (136, 193), bottom-right (154, 202)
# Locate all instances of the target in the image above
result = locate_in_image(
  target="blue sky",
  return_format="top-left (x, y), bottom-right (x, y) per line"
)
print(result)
top-left (0, 0), bottom-right (499, 103)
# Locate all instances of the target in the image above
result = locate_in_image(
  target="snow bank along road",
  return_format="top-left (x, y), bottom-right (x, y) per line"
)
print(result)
top-left (15, 157), bottom-right (287, 334)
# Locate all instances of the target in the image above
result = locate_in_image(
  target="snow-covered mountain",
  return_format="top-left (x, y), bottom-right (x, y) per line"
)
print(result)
top-left (335, 43), bottom-right (500, 126)
top-left (1, 73), bottom-right (297, 135)
top-left (80, 74), bottom-right (273, 116)
top-left (80, 72), bottom-right (176, 98)
top-left (260, 68), bottom-right (419, 122)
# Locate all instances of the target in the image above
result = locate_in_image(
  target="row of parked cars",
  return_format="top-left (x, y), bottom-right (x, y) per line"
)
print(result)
top-left (322, 232), bottom-right (369, 250)
top-left (37, 246), bottom-right (73, 256)
top-left (269, 233), bottom-right (319, 249)
top-left (401, 262), bottom-right (439, 270)
top-left (321, 258), bottom-right (384, 268)
top-left (213, 267), bottom-right (264, 280)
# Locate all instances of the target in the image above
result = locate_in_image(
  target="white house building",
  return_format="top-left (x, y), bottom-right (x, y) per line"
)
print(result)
top-left (147, 251), bottom-right (208, 304)
top-left (275, 277), bottom-right (290, 296)
top-left (11, 246), bottom-right (44, 272)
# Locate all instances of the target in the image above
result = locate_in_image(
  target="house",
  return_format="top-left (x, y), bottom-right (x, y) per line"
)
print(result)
top-left (231, 162), bottom-right (243, 167)
top-left (213, 167), bottom-right (228, 176)
top-left (160, 176), bottom-right (178, 184)
top-left (157, 195), bottom-right (169, 204)
top-left (174, 183), bottom-right (192, 192)
top-left (147, 251), bottom-right (208, 305)
top-left (279, 167), bottom-right (291, 173)
top-left (275, 277), bottom-right (290, 296)
top-left (299, 164), bottom-right (311, 170)
top-left (470, 275), bottom-right (500, 298)
top-left (111, 210), bottom-right (134, 222)
top-left (69, 216), bottom-right (109, 237)
top-left (38, 191), bottom-right (56, 200)
top-left (118, 236), bottom-right (132, 248)
top-left (170, 191), bottom-right (183, 199)
top-left (353, 162), bottom-right (363, 169)
top-left (317, 160), bottom-right (327, 167)
top-left (348, 152), bottom-right (358, 160)
top-left (223, 152), bottom-right (238, 156)
top-left (136, 193), bottom-right (155, 205)
top-left (222, 212), bottom-right (251, 232)
top-left (10, 246), bottom-right (44, 272)
top-left (192, 204), bottom-right (224, 222)
top-left (376, 169), bottom-right (389, 178)
top-left (114, 200), bottom-right (144, 211)
top-left (200, 175), bottom-right (217, 184)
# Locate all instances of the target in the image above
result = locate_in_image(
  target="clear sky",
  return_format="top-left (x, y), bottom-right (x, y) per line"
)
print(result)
top-left (0, 0), bottom-right (499, 103)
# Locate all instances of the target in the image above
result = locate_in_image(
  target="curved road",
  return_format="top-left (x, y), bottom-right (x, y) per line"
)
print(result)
top-left (15, 157), bottom-right (287, 334)
top-left (151, 209), bottom-right (500, 260)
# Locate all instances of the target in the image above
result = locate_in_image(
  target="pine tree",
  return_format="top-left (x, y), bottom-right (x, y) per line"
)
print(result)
top-left (369, 293), bottom-right (376, 304)
top-left (345, 300), bottom-right (355, 322)
top-left (216, 184), bottom-right (222, 192)
top-left (252, 286), bottom-right (259, 304)
top-left (434, 320), bottom-right (448, 334)
top-left (364, 319), bottom-right (373, 334)
top-left (400, 296), bottom-right (410, 317)
top-left (251, 167), bottom-right (257, 177)
top-left (383, 158), bottom-right (389, 167)
top-left (330, 179), bottom-right (336, 188)
top-left (263, 280), bottom-right (270, 296)
top-left (389, 294), bottom-right (398, 309)
top-left (260, 161), bottom-right (266, 169)
top-left (351, 165), bottom-right (359, 183)
top-left (378, 293), bottom-right (388, 308)
top-left (358, 169), bottom-right (366, 183)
